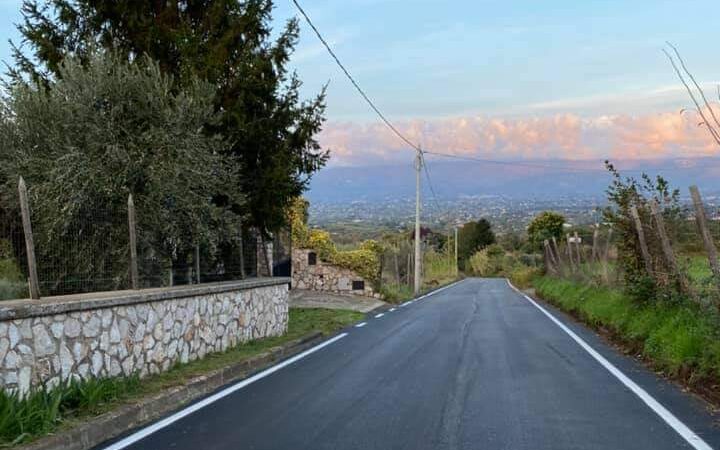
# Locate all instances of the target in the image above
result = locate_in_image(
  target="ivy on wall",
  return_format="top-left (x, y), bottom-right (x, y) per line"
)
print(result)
top-left (289, 198), bottom-right (382, 283)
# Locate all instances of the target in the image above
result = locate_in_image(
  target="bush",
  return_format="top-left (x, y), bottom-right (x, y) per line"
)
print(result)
top-left (509, 266), bottom-right (541, 289)
top-left (0, 376), bottom-right (142, 446)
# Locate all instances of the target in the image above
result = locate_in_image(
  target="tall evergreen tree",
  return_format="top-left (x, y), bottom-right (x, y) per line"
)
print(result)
top-left (10, 0), bottom-right (329, 233)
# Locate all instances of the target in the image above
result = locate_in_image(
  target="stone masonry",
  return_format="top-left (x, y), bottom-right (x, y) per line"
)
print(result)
top-left (0, 278), bottom-right (289, 394)
top-left (292, 248), bottom-right (380, 298)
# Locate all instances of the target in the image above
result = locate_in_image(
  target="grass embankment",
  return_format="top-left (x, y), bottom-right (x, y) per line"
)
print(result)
top-left (534, 276), bottom-right (720, 387)
top-left (0, 308), bottom-right (363, 447)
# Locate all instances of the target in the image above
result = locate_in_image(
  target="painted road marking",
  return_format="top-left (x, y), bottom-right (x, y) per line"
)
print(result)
top-left (100, 333), bottom-right (348, 450)
top-left (374, 313), bottom-right (385, 318)
top-left (389, 308), bottom-right (396, 312)
top-left (506, 279), bottom-right (713, 450)
top-left (355, 322), bottom-right (367, 328)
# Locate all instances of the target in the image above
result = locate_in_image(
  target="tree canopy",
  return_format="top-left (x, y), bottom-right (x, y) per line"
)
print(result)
top-left (11, 0), bottom-right (328, 233)
top-left (527, 211), bottom-right (565, 250)
top-left (457, 219), bottom-right (495, 270)
top-left (0, 52), bottom-right (238, 291)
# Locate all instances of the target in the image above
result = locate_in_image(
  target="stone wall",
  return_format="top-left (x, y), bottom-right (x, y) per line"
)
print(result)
top-left (292, 248), bottom-right (380, 298)
top-left (0, 278), bottom-right (289, 394)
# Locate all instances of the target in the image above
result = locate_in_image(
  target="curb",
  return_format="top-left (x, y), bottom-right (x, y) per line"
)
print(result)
top-left (19, 331), bottom-right (325, 450)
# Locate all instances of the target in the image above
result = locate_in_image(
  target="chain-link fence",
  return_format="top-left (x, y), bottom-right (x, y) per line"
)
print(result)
top-left (0, 184), bottom-right (263, 300)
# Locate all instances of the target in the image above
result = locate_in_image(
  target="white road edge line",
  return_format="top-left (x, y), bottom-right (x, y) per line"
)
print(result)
top-left (100, 332), bottom-right (349, 450)
top-left (506, 279), bottom-right (713, 450)
top-left (389, 308), bottom-right (396, 312)
top-left (355, 322), bottom-right (367, 328)
top-left (374, 313), bottom-right (385, 318)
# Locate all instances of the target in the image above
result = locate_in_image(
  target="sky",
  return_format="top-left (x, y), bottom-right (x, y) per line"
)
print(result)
top-left (3, 0), bottom-right (720, 167)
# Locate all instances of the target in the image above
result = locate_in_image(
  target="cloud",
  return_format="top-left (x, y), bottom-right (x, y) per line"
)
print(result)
top-left (318, 108), bottom-right (720, 166)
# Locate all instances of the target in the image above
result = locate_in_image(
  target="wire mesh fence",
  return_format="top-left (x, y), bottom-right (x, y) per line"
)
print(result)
top-left (0, 184), bottom-right (264, 300)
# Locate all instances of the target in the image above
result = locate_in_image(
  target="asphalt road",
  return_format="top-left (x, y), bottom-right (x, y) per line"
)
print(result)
top-left (98, 278), bottom-right (720, 450)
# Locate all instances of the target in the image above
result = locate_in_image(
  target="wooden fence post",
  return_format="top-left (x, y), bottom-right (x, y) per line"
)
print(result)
top-left (573, 231), bottom-right (582, 265)
top-left (195, 243), bottom-right (201, 284)
top-left (18, 177), bottom-right (40, 299)
top-left (238, 227), bottom-right (245, 279)
top-left (689, 185), bottom-right (720, 278)
top-left (544, 240), bottom-right (557, 274)
top-left (551, 237), bottom-right (561, 270)
top-left (566, 233), bottom-right (576, 272)
top-left (591, 226), bottom-right (599, 262)
top-left (127, 194), bottom-right (139, 290)
top-left (649, 200), bottom-right (689, 292)
top-left (603, 228), bottom-right (613, 262)
top-left (630, 205), bottom-right (653, 276)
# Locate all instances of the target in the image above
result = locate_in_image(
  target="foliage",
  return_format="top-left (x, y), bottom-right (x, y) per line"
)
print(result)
top-left (527, 211), bottom-right (565, 250)
top-left (0, 239), bottom-right (26, 299)
top-left (11, 0), bottom-right (328, 235)
top-left (508, 265), bottom-right (540, 289)
top-left (0, 52), bottom-right (239, 292)
top-left (290, 198), bottom-right (382, 282)
top-left (457, 219), bottom-right (495, 270)
top-left (603, 161), bottom-right (683, 302)
top-left (0, 375), bottom-right (142, 446)
top-left (535, 276), bottom-right (720, 383)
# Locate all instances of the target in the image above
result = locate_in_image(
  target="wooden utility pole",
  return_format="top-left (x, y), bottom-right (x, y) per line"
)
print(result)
top-left (127, 194), bottom-right (139, 290)
top-left (630, 205), bottom-right (653, 275)
top-left (649, 200), bottom-right (688, 292)
top-left (414, 150), bottom-right (422, 295)
top-left (689, 185), bottom-right (720, 278)
top-left (18, 177), bottom-right (40, 299)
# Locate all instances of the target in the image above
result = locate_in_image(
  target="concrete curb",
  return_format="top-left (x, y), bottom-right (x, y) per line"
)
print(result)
top-left (19, 331), bottom-right (324, 450)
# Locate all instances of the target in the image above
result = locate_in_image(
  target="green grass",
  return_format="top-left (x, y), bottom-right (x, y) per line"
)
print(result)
top-left (0, 307), bottom-right (363, 447)
top-left (534, 276), bottom-right (720, 382)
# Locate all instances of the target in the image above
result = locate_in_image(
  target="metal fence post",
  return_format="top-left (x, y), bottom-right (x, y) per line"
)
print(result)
top-left (18, 177), bottom-right (40, 299)
top-left (127, 194), bottom-right (139, 290)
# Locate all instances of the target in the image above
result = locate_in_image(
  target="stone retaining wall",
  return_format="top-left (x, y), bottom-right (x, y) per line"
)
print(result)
top-left (0, 278), bottom-right (289, 394)
top-left (292, 248), bottom-right (380, 298)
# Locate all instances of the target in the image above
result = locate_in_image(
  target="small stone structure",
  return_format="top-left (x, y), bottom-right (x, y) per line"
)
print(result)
top-left (0, 278), bottom-right (289, 394)
top-left (292, 248), bottom-right (379, 298)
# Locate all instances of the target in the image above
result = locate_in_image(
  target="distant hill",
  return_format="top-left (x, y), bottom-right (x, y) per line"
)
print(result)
top-left (306, 157), bottom-right (720, 203)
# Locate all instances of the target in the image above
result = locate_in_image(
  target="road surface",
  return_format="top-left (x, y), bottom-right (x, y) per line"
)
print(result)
top-left (98, 278), bottom-right (720, 450)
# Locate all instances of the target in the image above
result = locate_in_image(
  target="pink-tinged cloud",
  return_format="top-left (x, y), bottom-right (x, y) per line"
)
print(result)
top-left (318, 108), bottom-right (720, 166)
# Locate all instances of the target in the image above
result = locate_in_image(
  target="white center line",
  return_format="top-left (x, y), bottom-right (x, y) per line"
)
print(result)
top-left (354, 322), bottom-right (367, 328)
top-left (506, 279), bottom-right (713, 450)
top-left (374, 313), bottom-right (385, 318)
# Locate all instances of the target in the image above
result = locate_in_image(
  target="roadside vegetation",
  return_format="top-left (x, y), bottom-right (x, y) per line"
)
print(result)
top-left (534, 277), bottom-right (720, 384)
top-left (0, 308), bottom-right (363, 447)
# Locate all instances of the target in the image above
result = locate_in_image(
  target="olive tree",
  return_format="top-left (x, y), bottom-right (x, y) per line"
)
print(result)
top-left (0, 51), bottom-right (241, 292)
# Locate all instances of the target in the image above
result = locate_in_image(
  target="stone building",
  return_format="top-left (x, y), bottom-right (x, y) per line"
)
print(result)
top-left (292, 248), bottom-right (380, 298)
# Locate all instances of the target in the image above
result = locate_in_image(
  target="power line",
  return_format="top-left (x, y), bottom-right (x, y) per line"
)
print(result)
top-left (291, 0), bottom-right (421, 153)
top-left (422, 151), bottom-right (707, 174)
top-left (420, 151), bottom-right (443, 212)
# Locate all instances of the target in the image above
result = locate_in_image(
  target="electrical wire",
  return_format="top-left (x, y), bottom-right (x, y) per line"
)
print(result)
top-left (291, 0), bottom-right (422, 153)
